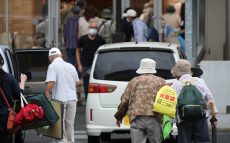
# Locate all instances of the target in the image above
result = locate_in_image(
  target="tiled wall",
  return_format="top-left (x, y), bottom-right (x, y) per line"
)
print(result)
top-left (0, 0), bottom-right (34, 36)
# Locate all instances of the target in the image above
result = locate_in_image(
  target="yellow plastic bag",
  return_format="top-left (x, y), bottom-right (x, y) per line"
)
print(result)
top-left (153, 85), bottom-right (177, 118)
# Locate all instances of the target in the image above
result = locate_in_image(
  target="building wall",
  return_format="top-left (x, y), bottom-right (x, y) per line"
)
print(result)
top-left (0, 0), bottom-right (35, 36)
top-left (200, 61), bottom-right (230, 129)
top-left (0, 0), bottom-right (4, 33)
top-left (205, 0), bottom-right (226, 60)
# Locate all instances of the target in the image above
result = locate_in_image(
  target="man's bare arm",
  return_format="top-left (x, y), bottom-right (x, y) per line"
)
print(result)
top-left (45, 81), bottom-right (55, 98)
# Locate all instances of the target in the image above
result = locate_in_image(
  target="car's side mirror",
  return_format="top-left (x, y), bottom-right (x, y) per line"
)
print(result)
top-left (191, 68), bottom-right (203, 77)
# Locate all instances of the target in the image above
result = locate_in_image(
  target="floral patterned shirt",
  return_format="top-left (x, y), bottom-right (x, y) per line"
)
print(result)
top-left (119, 74), bottom-right (166, 122)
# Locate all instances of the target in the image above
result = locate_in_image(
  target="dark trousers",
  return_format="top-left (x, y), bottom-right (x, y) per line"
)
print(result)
top-left (177, 118), bottom-right (210, 143)
top-left (0, 131), bottom-right (24, 143)
top-left (0, 131), bottom-right (13, 143)
top-left (66, 48), bottom-right (76, 66)
top-left (82, 66), bottom-right (91, 99)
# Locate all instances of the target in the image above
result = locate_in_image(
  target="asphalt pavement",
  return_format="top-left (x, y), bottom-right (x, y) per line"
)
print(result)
top-left (23, 101), bottom-right (230, 143)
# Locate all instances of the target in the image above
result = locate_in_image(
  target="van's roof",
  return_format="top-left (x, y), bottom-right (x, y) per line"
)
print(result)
top-left (98, 42), bottom-right (179, 52)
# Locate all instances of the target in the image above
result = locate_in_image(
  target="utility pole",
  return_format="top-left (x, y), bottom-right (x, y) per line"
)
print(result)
top-left (112, 0), bottom-right (125, 43)
top-left (115, 0), bottom-right (121, 33)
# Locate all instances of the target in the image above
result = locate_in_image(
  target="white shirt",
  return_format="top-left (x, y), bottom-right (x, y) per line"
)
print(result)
top-left (171, 74), bottom-right (218, 119)
top-left (45, 57), bottom-right (79, 102)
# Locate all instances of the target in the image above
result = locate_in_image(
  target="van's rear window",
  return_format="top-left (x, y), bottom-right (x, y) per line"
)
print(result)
top-left (93, 50), bottom-right (175, 81)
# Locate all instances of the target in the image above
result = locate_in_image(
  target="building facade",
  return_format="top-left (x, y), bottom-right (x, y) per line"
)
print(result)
top-left (0, 0), bottom-right (229, 61)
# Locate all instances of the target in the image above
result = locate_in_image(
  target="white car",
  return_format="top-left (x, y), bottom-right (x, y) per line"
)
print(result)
top-left (0, 45), bottom-right (18, 77)
top-left (86, 42), bottom-right (185, 143)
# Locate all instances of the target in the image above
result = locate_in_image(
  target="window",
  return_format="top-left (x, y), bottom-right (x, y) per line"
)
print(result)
top-left (94, 50), bottom-right (175, 81)
top-left (0, 0), bottom-right (48, 48)
top-left (16, 51), bottom-right (49, 82)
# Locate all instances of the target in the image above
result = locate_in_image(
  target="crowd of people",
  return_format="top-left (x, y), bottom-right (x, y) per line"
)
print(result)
top-left (115, 58), bottom-right (218, 143)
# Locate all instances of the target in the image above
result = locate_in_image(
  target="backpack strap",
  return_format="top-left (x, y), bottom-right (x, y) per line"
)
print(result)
top-left (98, 20), bottom-right (107, 33)
top-left (180, 77), bottom-right (197, 86)
top-left (0, 86), bottom-right (11, 108)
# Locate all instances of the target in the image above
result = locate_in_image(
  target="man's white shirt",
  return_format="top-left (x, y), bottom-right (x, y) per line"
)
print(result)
top-left (46, 57), bottom-right (79, 102)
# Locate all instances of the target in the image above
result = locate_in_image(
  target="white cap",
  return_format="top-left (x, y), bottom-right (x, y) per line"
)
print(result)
top-left (49, 47), bottom-right (62, 56)
top-left (126, 9), bottom-right (137, 17)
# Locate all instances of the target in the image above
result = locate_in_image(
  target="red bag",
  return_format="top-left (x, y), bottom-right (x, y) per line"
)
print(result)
top-left (7, 108), bottom-right (16, 130)
top-left (27, 104), bottom-right (44, 119)
top-left (0, 87), bottom-right (16, 130)
top-left (14, 93), bottom-right (44, 126)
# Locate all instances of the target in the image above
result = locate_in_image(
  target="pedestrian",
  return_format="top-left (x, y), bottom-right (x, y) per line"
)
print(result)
top-left (76, 22), bottom-right (105, 99)
top-left (121, 8), bottom-right (135, 42)
top-left (170, 59), bottom-right (218, 143)
top-left (163, 5), bottom-right (181, 44)
top-left (60, 0), bottom-right (75, 31)
top-left (98, 8), bottom-right (115, 43)
top-left (78, 5), bottom-right (102, 38)
top-left (45, 47), bottom-right (80, 143)
top-left (114, 58), bottom-right (166, 143)
top-left (132, 11), bottom-right (150, 42)
top-left (64, 6), bottom-right (80, 66)
top-left (76, 0), bottom-right (87, 17)
top-left (123, 9), bottom-right (148, 42)
top-left (0, 53), bottom-right (27, 143)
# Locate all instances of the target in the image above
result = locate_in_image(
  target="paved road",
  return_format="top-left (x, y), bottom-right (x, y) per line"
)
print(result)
top-left (24, 103), bottom-right (230, 143)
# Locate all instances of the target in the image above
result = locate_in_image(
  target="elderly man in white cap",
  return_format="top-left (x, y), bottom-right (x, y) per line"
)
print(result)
top-left (45, 47), bottom-right (79, 143)
top-left (115, 58), bottom-right (165, 143)
top-left (170, 59), bottom-right (218, 143)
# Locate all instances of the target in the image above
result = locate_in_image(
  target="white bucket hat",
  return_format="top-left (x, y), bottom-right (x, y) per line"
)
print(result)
top-left (49, 47), bottom-right (62, 57)
top-left (136, 58), bottom-right (157, 74)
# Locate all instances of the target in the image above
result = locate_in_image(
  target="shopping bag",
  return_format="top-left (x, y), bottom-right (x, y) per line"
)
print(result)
top-left (37, 99), bottom-right (64, 140)
top-left (20, 94), bottom-right (59, 130)
top-left (14, 93), bottom-right (44, 126)
top-left (162, 115), bottom-right (173, 140)
top-left (7, 108), bottom-right (16, 130)
top-left (0, 87), bottom-right (16, 130)
top-left (153, 85), bottom-right (177, 118)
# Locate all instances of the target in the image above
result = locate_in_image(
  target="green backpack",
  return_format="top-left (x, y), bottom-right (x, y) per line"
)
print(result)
top-left (177, 79), bottom-right (206, 120)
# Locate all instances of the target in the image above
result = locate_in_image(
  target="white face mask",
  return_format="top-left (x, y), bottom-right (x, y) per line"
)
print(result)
top-left (88, 28), bottom-right (98, 35)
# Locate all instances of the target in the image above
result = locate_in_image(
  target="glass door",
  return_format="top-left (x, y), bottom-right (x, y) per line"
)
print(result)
top-left (0, 0), bottom-right (50, 49)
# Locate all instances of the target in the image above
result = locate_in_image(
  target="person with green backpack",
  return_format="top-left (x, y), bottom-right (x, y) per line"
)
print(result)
top-left (170, 59), bottom-right (218, 143)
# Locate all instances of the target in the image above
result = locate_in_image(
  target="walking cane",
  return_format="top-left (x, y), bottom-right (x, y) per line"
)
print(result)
top-left (210, 117), bottom-right (217, 143)
top-left (209, 101), bottom-right (217, 143)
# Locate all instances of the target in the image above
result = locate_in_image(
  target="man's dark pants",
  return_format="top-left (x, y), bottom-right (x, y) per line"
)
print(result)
top-left (82, 66), bottom-right (91, 99)
top-left (177, 117), bottom-right (210, 143)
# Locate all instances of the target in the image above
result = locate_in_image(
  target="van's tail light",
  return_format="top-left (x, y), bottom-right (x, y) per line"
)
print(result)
top-left (90, 109), bottom-right (93, 121)
top-left (88, 83), bottom-right (116, 93)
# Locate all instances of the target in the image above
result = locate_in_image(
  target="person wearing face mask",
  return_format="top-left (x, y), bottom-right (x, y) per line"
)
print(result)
top-left (76, 22), bottom-right (105, 99)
